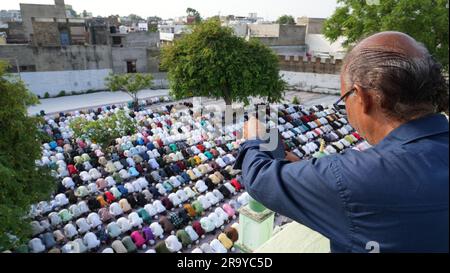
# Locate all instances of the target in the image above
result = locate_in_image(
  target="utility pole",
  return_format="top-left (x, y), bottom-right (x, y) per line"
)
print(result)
top-left (15, 58), bottom-right (21, 80)
top-left (2, 58), bottom-right (21, 80)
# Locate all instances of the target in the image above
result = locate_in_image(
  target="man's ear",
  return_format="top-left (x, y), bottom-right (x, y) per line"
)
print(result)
top-left (354, 85), bottom-right (372, 114)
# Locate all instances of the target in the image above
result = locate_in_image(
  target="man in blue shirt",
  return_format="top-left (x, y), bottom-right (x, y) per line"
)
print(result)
top-left (234, 32), bottom-right (449, 252)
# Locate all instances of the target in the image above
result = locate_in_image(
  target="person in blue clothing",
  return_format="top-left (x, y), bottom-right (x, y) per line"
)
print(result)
top-left (235, 31), bottom-right (449, 253)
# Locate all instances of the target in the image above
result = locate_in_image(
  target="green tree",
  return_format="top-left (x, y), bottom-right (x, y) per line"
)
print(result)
top-left (323, 0), bottom-right (449, 70)
top-left (276, 15), bottom-right (296, 25)
top-left (65, 5), bottom-right (79, 18)
top-left (105, 73), bottom-right (154, 110)
top-left (148, 24), bottom-right (158, 33)
top-left (161, 19), bottom-right (286, 105)
top-left (128, 14), bottom-right (144, 22)
top-left (186, 7), bottom-right (202, 23)
top-left (0, 61), bottom-right (56, 251)
top-left (81, 10), bottom-right (92, 18)
top-left (70, 109), bottom-right (137, 150)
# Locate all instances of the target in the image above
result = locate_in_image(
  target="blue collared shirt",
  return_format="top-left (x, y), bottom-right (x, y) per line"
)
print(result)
top-left (234, 113), bottom-right (449, 253)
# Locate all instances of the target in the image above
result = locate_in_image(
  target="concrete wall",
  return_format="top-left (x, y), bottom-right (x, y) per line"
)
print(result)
top-left (248, 24), bottom-right (280, 37)
top-left (280, 70), bottom-right (340, 94)
top-left (123, 31), bottom-right (159, 47)
top-left (112, 32), bottom-right (160, 73)
top-left (14, 68), bottom-right (112, 96)
top-left (89, 25), bottom-right (109, 45)
top-left (32, 21), bottom-right (61, 46)
top-left (297, 17), bottom-right (325, 34)
top-left (147, 48), bottom-right (160, 72)
top-left (5, 21), bottom-right (27, 43)
top-left (8, 69), bottom-right (168, 97)
top-left (305, 34), bottom-right (346, 57)
top-left (0, 44), bottom-right (112, 71)
top-left (112, 47), bottom-right (160, 74)
top-left (20, 0), bottom-right (66, 40)
top-left (251, 24), bottom-right (306, 46)
top-left (0, 42), bottom-right (163, 73)
top-left (33, 45), bottom-right (112, 71)
top-left (229, 23), bottom-right (248, 37)
top-left (0, 44), bottom-right (35, 68)
top-left (270, 45), bottom-right (307, 56)
top-left (112, 47), bottom-right (147, 73)
top-left (278, 25), bottom-right (306, 45)
top-left (278, 55), bottom-right (343, 74)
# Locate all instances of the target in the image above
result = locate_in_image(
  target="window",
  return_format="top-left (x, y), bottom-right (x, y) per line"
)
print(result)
top-left (5, 65), bottom-right (36, 73)
top-left (60, 31), bottom-right (70, 46)
top-left (19, 65), bottom-right (36, 72)
top-left (126, 60), bottom-right (137, 73)
top-left (112, 36), bottom-right (122, 45)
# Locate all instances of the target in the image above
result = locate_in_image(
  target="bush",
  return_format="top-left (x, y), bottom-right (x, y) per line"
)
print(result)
top-left (69, 109), bottom-right (137, 150)
top-left (292, 95), bottom-right (300, 105)
top-left (44, 92), bottom-right (50, 99)
top-left (56, 90), bottom-right (66, 97)
top-left (0, 60), bottom-right (55, 250)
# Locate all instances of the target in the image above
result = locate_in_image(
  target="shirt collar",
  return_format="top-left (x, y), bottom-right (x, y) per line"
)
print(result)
top-left (379, 113), bottom-right (449, 146)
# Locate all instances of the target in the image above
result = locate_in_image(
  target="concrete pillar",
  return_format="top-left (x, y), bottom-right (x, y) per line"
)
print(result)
top-left (235, 198), bottom-right (275, 253)
top-left (54, 0), bottom-right (65, 7)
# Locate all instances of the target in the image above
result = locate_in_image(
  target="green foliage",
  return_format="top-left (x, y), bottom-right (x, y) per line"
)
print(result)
top-left (66, 6), bottom-right (79, 18)
top-left (148, 24), bottom-right (158, 33)
top-left (161, 19), bottom-right (286, 105)
top-left (323, 0), bottom-right (449, 70)
top-left (44, 92), bottom-right (50, 99)
top-left (69, 109), bottom-right (137, 150)
top-left (56, 90), bottom-right (66, 97)
top-left (186, 7), bottom-right (202, 23)
top-left (276, 15), bottom-right (296, 25)
top-left (105, 73), bottom-right (154, 109)
top-left (292, 95), bottom-right (300, 105)
top-left (0, 61), bottom-right (56, 251)
top-left (128, 14), bottom-right (144, 22)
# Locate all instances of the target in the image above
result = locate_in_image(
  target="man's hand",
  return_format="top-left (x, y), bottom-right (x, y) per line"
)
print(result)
top-left (285, 151), bottom-right (301, 162)
top-left (243, 116), bottom-right (266, 140)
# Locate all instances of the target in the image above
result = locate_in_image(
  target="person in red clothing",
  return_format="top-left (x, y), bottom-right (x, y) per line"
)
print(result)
top-left (196, 144), bottom-right (206, 153)
top-left (230, 178), bottom-right (243, 191)
top-left (67, 164), bottom-right (78, 175)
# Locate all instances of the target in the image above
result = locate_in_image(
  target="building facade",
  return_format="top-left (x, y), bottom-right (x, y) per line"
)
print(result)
top-left (0, 0), bottom-right (160, 74)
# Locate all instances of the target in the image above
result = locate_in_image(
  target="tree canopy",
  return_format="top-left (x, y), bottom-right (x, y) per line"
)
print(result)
top-left (323, 0), bottom-right (449, 70)
top-left (70, 109), bottom-right (137, 150)
top-left (0, 61), bottom-right (56, 251)
top-left (186, 7), bottom-right (202, 23)
top-left (128, 14), bottom-right (144, 22)
top-left (161, 19), bottom-right (286, 105)
top-left (276, 15), bottom-right (296, 25)
top-left (105, 73), bottom-right (154, 109)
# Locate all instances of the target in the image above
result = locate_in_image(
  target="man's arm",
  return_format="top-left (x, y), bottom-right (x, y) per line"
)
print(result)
top-left (234, 138), bottom-right (351, 247)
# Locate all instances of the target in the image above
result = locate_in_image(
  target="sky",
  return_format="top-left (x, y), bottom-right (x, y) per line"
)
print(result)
top-left (1, 0), bottom-right (338, 21)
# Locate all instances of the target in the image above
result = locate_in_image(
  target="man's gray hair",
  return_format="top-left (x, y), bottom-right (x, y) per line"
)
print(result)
top-left (342, 41), bottom-right (448, 121)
